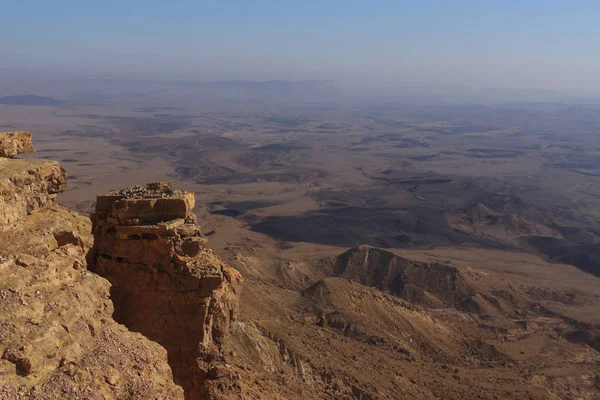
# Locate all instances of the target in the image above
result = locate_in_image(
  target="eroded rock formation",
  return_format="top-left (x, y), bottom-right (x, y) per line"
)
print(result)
top-left (86, 182), bottom-right (243, 400)
top-left (0, 132), bottom-right (66, 225)
top-left (0, 132), bottom-right (183, 399)
top-left (0, 131), bottom-right (35, 157)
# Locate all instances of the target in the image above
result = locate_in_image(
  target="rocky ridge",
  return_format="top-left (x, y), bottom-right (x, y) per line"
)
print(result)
top-left (445, 202), bottom-right (558, 245)
top-left (212, 242), bottom-right (600, 399)
top-left (0, 132), bottom-right (242, 399)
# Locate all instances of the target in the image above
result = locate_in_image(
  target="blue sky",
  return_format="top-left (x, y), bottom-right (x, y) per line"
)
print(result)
top-left (2, 1), bottom-right (599, 92)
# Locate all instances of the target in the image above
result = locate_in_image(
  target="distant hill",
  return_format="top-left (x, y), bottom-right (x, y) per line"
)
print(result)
top-left (0, 94), bottom-right (60, 106)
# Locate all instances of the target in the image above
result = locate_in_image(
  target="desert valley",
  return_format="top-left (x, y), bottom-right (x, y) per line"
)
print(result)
top-left (1, 79), bottom-right (600, 399)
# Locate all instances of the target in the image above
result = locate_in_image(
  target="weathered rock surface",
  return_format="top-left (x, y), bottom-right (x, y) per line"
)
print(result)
top-left (0, 135), bottom-right (184, 399)
top-left (87, 182), bottom-right (243, 400)
top-left (0, 132), bottom-right (35, 157)
top-left (324, 245), bottom-right (475, 307)
top-left (0, 158), bottom-right (67, 225)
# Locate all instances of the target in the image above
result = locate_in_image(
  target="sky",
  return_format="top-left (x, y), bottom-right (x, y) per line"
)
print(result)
top-left (2, 1), bottom-right (600, 94)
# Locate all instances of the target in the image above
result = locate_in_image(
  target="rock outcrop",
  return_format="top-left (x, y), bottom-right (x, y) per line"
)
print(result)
top-left (87, 182), bottom-right (243, 400)
top-left (0, 158), bottom-right (67, 225)
top-left (0, 131), bottom-right (35, 157)
top-left (324, 245), bottom-right (474, 307)
top-left (0, 132), bottom-right (65, 225)
top-left (0, 133), bottom-right (184, 398)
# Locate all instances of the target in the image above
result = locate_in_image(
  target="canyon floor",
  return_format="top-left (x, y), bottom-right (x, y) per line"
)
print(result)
top-left (1, 81), bottom-right (600, 398)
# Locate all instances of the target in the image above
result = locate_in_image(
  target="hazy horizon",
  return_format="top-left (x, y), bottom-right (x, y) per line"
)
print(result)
top-left (2, 1), bottom-right (600, 96)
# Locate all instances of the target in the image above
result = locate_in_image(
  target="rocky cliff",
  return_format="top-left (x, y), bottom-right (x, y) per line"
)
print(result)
top-left (0, 132), bottom-right (65, 226)
top-left (87, 182), bottom-right (242, 400)
top-left (0, 132), bottom-right (242, 400)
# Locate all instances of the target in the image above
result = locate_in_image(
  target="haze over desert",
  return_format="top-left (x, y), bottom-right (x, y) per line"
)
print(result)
top-left (2, 2), bottom-right (600, 399)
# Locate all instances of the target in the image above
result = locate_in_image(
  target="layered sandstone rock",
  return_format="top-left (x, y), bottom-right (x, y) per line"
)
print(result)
top-left (0, 131), bottom-right (35, 157)
top-left (0, 135), bottom-right (184, 399)
top-left (87, 182), bottom-right (243, 400)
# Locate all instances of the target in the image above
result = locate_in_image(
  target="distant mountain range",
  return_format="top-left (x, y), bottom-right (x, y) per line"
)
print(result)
top-left (0, 79), bottom-right (345, 104)
top-left (0, 95), bottom-right (60, 106)
top-left (1, 79), bottom-right (598, 106)
top-left (177, 79), bottom-right (345, 101)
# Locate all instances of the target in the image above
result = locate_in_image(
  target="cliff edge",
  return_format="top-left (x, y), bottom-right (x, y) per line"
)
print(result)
top-left (0, 132), bottom-right (242, 400)
top-left (87, 182), bottom-right (243, 400)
